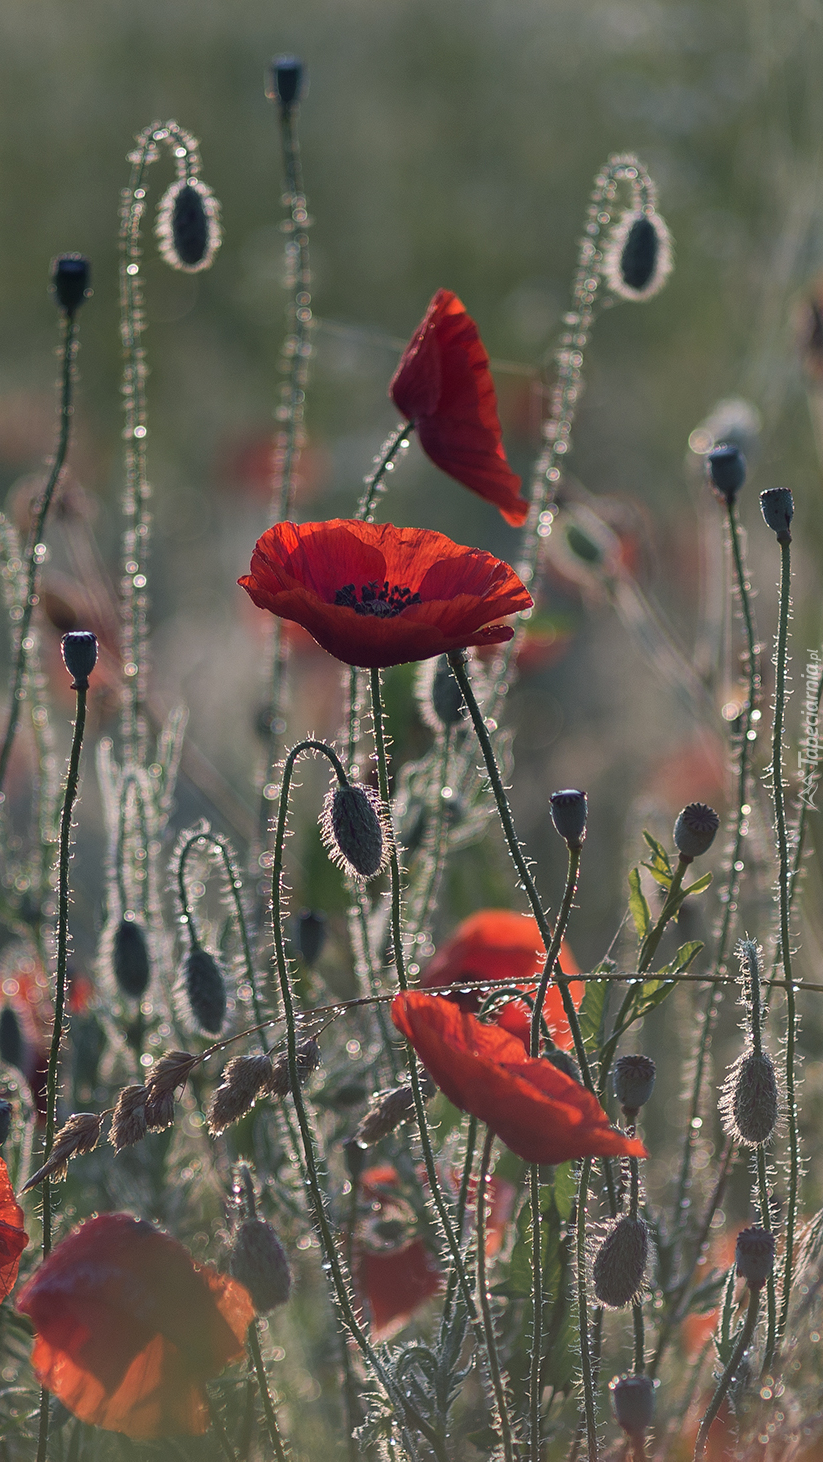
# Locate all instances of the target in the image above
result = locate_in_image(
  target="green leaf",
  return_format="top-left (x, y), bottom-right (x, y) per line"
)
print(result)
top-left (551, 1161), bottom-right (576, 1223)
top-left (641, 831), bottom-right (673, 887)
top-left (683, 870), bottom-right (713, 899)
top-left (578, 979), bottom-right (609, 1050)
top-left (628, 867), bottom-right (651, 939)
top-left (658, 940), bottom-right (703, 976)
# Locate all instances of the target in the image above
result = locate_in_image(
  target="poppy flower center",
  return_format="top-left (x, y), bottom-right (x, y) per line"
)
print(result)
top-left (334, 581), bottom-right (423, 618)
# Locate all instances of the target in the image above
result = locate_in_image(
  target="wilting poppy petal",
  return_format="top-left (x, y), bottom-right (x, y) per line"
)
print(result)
top-left (392, 992), bottom-right (646, 1166)
top-left (0, 1156), bottom-right (28, 1299)
top-left (390, 290), bottom-right (529, 526)
top-left (420, 908), bottom-right (582, 1051)
top-left (239, 519), bottom-right (532, 669)
top-left (17, 1213), bottom-right (253, 1438)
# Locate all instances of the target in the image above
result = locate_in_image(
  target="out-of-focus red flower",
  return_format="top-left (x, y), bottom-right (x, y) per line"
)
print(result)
top-left (389, 290), bottom-right (529, 526)
top-left (2, 959), bottom-right (51, 1118)
top-left (239, 519), bottom-right (532, 669)
top-left (17, 1213), bottom-right (254, 1438)
top-left (420, 909), bottom-right (582, 1051)
top-left (392, 993), bottom-right (647, 1166)
top-left (0, 1156), bottom-right (28, 1298)
top-left (355, 1165), bottom-right (442, 1339)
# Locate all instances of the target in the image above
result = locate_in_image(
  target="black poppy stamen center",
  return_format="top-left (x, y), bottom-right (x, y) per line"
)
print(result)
top-left (334, 581), bottom-right (423, 618)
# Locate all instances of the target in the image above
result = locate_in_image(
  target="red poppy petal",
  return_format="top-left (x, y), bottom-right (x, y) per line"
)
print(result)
top-left (0, 1157), bottom-right (28, 1300)
top-left (416, 418), bottom-right (527, 526)
top-left (358, 1239), bottom-right (442, 1339)
top-left (31, 1330), bottom-right (209, 1438)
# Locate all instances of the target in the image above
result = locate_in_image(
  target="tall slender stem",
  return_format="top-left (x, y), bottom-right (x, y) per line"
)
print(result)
top-left (576, 1156), bottom-right (598, 1462)
top-left (357, 422), bottom-right (412, 522)
top-left (477, 1128), bottom-right (516, 1462)
top-left (693, 1286), bottom-right (760, 1460)
top-left (247, 1322), bottom-right (289, 1462)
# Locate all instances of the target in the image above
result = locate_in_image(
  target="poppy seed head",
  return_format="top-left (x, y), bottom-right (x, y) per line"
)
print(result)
top-left (720, 1050), bottom-right (778, 1147)
top-left (673, 802), bottom-right (720, 861)
top-left (736, 1225), bottom-right (776, 1288)
top-left (592, 1216), bottom-right (649, 1308)
top-left (61, 631), bottom-right (98, 690)
top-left (322, 782), bottom-right (388, 880)
top-left (549, 789), bottom-right (588, 850)
top-left (269, 55), bottom-right (304, 109)
top-left (610, 1374), bottom-right (655, 1436)
top-left (613, 1054), bottom-right (656, 1114)
top-left (184, 946), bottom-right (227, 1035)
top-left (707, 443), bottom-right (747, 504)
top-left (51, 254), bottom-right (90, 316)
top-left (760, 487), bottom-right (794, 545)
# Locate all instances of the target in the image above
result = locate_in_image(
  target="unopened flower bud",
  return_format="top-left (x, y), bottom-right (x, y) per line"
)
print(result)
top-left (230, 1218), bottom-right (292, 1312)
top-left (550, 789), bottom-right (587, 850)
top-left (322, 782), bottom-right (388, 880)
top-left (184, 945), bottom-right (227, 1035)
top-left (60, 631), bottom-right (98, 690)
top-left (0, 1008), bottom-right (24, 1071)
top-left (269, 55), bottom-right (304, 109)
top-left (604, 210), bottom-right (673, 301)
top-left (610, 1374), bottom-right (655, 1436)
top-left (673, 802), bottom-right (719, 861)
top-left (296, 909), bottom-right (326, 965)
top-left (429, 656), bottom-right (465, 727)
top-left (736, 1226), bottom-right (775, 1289)
top-left (614, 1055), bottom-right (656, 1115)
top-left (51, 254), bottom-right (90, 316)
top-left (156, 179), bottom-right (221, 273)
top-left (112, 919), bottom-right (151, 999)
top-left (593, 1216), bottom-right (649, 1308)
top-left (720, 1050), bottom-right (778, 1147)
top-left (707, 444), bottom-right (747, 504)
top-left (760, 488), bottom-right (794, 545)
top-left (0, 1099), bottom-right (11, 1145)
top-left (545, 1049), bottom-right (582, 1083)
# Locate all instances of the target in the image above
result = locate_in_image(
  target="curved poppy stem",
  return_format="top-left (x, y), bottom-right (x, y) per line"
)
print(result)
top-left (576, 1156), bottom-right (599, 1462)
top-left (356, 421), bottom-right (412, 522)
top-left (530, 844), bottom-right (581, 1058)
top-left (447, 652), bottom-right (593, 1091)
top-left (693, 1285), bottom-right (760, 1460)
top-left (477, 1128), bottom-right (516, 1462)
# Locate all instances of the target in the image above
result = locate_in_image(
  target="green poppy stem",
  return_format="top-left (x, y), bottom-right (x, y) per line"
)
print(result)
top-left (356, 421), bottom-right (412, 522)
top-left (577, 1156), bottom-right (598, 1462)
top-left (477, 1128), bottom-right (516, 1462)
top-left (693, 1285), bottom-right (760, 1460)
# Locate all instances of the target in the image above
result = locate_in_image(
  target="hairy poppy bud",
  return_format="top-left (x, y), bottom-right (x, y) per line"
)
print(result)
top-left (736, 1225), bottom-right (775, 1289)
top-left (0, 1099), bottom-right (12, 1145)
top-left (60, 631), bottom-right (98, 690)
top-left (613, 1055), bottom-right (656, 1115)
top-left (427, 656), bottom-right (465, 727)
top-left (550, 789), bottom-right (587, 850)
top-left (610, 1374), bottom-right (655, 1436)
top-left (546, 1049), bottom-right (582, 1083)
top-left (296, 909), bottom-right (326, 966)
top-left (0, 1007), bottom-right (24, 1071)
top-left (51, 254), bottom-right (90, 316)
top-left (707, 444), bottom-right (747, 504)
top-left (760, 487), bottom-right (794, 545)
top-left (603, 210), bottom-right (673, 302)
top-left (184, 946), bottom-right (227, 1035)
top-left (673, 802), bottom-right (719, 862)
top-left (720, 1050), bottom-right (778, 1146)
top-left (321, 782), bottom-right (388, 880)
top-left (156, 179), bottom-right (221, 273)
top-left (269, 54), bottom-right (304, 109)
top-left (112, 919), bottom-right (151, 999)
top-left (230, 1218), bottom-right (292, 1312)
top-left (593, 1216), bottom-right (649, 1308)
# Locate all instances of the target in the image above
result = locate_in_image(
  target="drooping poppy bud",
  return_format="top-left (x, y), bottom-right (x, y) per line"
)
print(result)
top-left (156, 179), bottom-right (221, 273)
top-left (760, 488), bottom-right (794, 545)
top-left (706, 444), bottom-right (747, 504)
top-left (610, 1374), bottom-right (656, 1436)
top-left (0, 1008), bottom-right (24, 1071)
top-left (184, 946), bottom-right (227, 1035)
top-left (51, 254), bottom-right (91, 316)
top-left (321, 782), bottom-right (388, 880)
top-left (735, 1226), bottom-right (775, 1289)
top-left (720, 1050), bottom-right (778, 1147)
top-left (230, 1219), bottom-right (292, 1312)
top-left (420, 655), bottom-right (465, 728)
top-left (112, 919), bottom-right (151, 999)
top-left (296, 909), bottom-right (326, 965)
top-left (603, 210), bottom-right (673, 302)
top-left (592, 1216), bottom-right (649, 1308)
top-left (550, 789), bottom-right (587, 850)
top-left (613, 1055), bottom-right (656, 1116)
top-left (269, 55), bottom-right (304, 110)
top-left (61, 631), bottom-right (98, 690)
top-left (0, 1100), bottom-right (11, 1146)
top-left (545, 1049), bottom-right (582, 1082)
top-left (673, 802), bottom-right (719, 862)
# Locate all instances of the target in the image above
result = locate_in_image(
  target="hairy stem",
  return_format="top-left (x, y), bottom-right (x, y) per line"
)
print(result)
top-left (693, 1286), bottom-right (760, 1460)
top-left (477, 1128), bottom-right (516, 1462)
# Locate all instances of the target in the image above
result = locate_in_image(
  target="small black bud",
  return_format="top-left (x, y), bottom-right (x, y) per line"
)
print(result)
top-left (673, 802), bottom-right (719, 862)
top-left (610, 1374), bottom-right (655, 1436)
top-left (296, 909), bottom-right (326, 966)
top-left (550, 789), bottom-right (587, 850)
top-left (185, 945), bottom-right (227, 1035)
top-left (269, 55), bottom-right (304, 109)
top-left (613, 1055), bottom-right (656, 1115)
top-left (0, 1099), bottom-right (11, 1145)
top-left (620, 216), bottom-right (659, 292)
top-left (61, 631), bottom-right (98, 690)
top-left (156, 179), bottom-right (220, 274)
top-left (51, 254), bottom-right (90, 316)
top-left (707, 444), bottom-right (747, 504)
top-left (760, 487), bottom-right (794, 545)
top-left (736, 1225), bottom-right (775, 1289)
top-left (0, 1008), bottom-right (25, 1071)
top-left (604, 209), bottom-right (673, 301)
top-left (112, 919), bottom-right (151, 999)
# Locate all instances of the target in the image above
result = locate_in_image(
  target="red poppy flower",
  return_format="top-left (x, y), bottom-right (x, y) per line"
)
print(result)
top-left (239, 519), bottom-right (532, 669)
top-left (389, 290), bottom-right (529, 527)
top-left (392, 992), bottom-right (646, 1166)
top-left (16, 1213), bottom-right (254, 1438)
top-left (0, 1156), bottom-right (28, 1299)
top-left (355, 1164), bottom-right (442, 1338)
top-left (420, 909), bottom-right (583, 1051)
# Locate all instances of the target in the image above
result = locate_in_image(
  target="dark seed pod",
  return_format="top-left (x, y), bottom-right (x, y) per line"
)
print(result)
top-left (156, 178), bottom-right (221, 274)
top-left (51, 254), bottom-right (90, 316)
top-left (230, 1218), bottom-right (292, 1312)
top-left (112, 919), bottom-right (151, 999)
top-left (60, 631), bottom-right (98, 690)
top-left (720, 1050), bottom-right (778, 1146)
top-left (0, 1007), bottom-right (24, 1071)
top-left (0, 1099), bottom-right (12, 1145)
top-left (184, 945), bottom-right (227, 1035)
top-left (736, 1225), bottom-right (775, 1289)
top-left (550, 789), bottom-right (587, 850)
top-left (760, 487), bottom-right (794, 545)
top-left (613, 1055), bottom-right (656, 1115)
top-left (604, 209), bottom-right (673, 302)
top-left (673, 802), bottom-right (719, 862)
top-left (269, 55), bottom-right (304, 110)
top-left (322, 781), bottom-right (387, 880)
top-left (707, 444), bottom-right (747, 504)
top-left (592, 1216), bottom-right (649, 1308)
top-left (296, 909), bottom-right (326, 965)
top-left (610, 1374), bottom-right (655, 1436)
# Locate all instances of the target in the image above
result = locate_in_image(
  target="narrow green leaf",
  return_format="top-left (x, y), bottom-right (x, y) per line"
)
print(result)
top-left (682, 870), bottom-right (713, 899)
top-left (551, 1161), bottom-right (576, 1223)
top-left (628, 867), bottom-right (651, 939)
top-left (642, 831), bottom-right (673, 880)
top-left (658, 940), bottom-right (703, 976)
top-left (578, 979), bottom-right (609, 1050)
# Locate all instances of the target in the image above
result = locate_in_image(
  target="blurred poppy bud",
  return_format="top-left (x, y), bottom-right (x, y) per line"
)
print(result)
top-left (760, 488), bottom-right (794, 545)
top-left (707, 444), bottom-right (747, 504)
top-left (0, 1008), bottom-right (24, 1071)
top-left (322, 782), bottom-right (388, 880)
top-left (736, 1225), bottom-right (775, 1289)
top-left (184, 946), bottom-right (227, 1035)
top-left (61, 631), bottom-right (98, 690)
top-left (156, 179), bottom-right (221, 273)
top-left (603, 210), bottom-right (673, 302)
top-left (344, 1136), bottom-right (367, 1183)
top-left (425, 655), bottom-right (465, 727)
top-left (545, 1049), bottom-right (582, 1083)
top-left (230, 1218), bottom-right (292, 1312)
top-left (720, 1050), bottom-right (778, 1147)
top-left (550, 789), bottom-right (587, 850)
top-left (613, 1055), bottom-right (656, 1116)
top-left (296, 909), bottom-right (326, 965)
top-left (269, 55), bottom-right (304, 109)
top-left (593, 1216), bottom-right (649, 1308)
top-left (51, 254), bottom-right (90, 317)
top-left (0, 1100), bottom-right (11, 1145)
top-left (610, 1373), bottom-right (655, 1436)
top-left (112, 919), bottom-right (151, 999)
top-left (673, 802), bottom-right (719, 862)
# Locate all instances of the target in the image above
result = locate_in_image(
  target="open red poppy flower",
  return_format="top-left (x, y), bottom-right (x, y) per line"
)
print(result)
top-left (392, 992), bottom-right (646, 1166)
top-left (239, 519), bottom-right (532, 668)
top-left (389, 290), bottom-right (529, 527)
top-left (420, 908), bottom-right (583, 1051)
top-left (16, 1213), bottom-right (253, 1438)
top-left (0, 1157), bottom-right (28, 1299)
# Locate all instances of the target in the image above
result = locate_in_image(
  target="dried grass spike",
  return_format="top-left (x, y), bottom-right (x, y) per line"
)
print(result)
top-left (22, 1113), bottom-right (102, 1191)
top-left (353, 1085), bottom-right (415, 1147)
top-left (208, 1055), bottom-right (274, 1136)
top-left (110, 1086), bottom-right (149, 1153)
